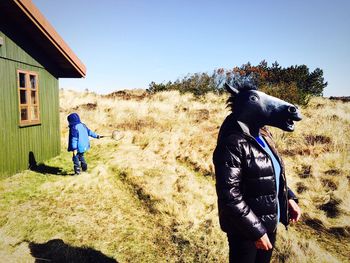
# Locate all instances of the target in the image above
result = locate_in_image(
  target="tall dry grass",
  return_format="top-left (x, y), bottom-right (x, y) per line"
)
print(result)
top-left (0, 89), bottom-right (349, 262)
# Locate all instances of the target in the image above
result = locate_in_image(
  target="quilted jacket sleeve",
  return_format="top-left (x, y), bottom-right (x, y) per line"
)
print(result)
top-left (287, 187), bottom-right (298, 203)
top-left (214, 140), bottom-right (267, 241)
top-left (68, 127), bottom-right (78, 151)
top-left (84, 125), bottom-right (99, 139)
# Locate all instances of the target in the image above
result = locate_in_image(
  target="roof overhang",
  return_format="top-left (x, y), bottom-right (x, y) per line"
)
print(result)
top-left (0, 0), bottom-right (86, 78)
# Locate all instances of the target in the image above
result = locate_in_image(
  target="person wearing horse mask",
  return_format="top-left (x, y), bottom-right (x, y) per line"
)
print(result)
top-left (213, 79), bottom-right (302, 263)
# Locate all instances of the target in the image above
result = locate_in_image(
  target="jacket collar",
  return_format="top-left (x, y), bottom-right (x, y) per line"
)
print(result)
top-left (237, 121), bottom-right (251, 136)
top-left (219, 114), bottom-right (273, 143)
top-left (236, 117), bottom-right (272, 141)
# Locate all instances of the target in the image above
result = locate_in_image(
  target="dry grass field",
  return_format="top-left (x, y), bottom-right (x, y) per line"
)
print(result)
top-left (0, 89), bottom-right (349, 262)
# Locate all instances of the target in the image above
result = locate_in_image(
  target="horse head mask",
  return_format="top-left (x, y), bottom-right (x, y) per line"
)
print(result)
top-left (225, 80), bottom-right (302, 135)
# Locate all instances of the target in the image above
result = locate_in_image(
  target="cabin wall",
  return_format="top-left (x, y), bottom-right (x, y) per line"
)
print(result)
top-left (0, 31), bottom-right (60, 176)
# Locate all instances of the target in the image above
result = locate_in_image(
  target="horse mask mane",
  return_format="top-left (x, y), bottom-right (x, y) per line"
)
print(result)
top-left (225, 78), bottom-right (302, 134)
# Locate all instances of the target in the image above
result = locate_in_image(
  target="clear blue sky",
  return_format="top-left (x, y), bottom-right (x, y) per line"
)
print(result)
top-left (33, 0), bottom-right (349, 96)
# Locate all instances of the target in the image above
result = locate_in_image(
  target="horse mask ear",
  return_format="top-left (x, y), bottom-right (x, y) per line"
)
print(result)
top-left (224, 82), bottom-right (239, 95)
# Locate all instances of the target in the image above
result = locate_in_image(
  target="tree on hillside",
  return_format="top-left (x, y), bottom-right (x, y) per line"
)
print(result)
top-left (147, 61), bottom-right (328, 105)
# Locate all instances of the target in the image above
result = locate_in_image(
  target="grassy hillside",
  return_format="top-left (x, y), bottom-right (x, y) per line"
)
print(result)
top-left (0, 89), bottom-right (349, 262)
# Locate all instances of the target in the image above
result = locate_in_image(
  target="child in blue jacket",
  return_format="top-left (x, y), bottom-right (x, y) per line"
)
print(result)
top-left (67, 113), bottom-right (101, 174)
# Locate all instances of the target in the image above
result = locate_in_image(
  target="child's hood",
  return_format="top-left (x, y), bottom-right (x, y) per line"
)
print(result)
top-left (67, 113), bottom-right (81, 127)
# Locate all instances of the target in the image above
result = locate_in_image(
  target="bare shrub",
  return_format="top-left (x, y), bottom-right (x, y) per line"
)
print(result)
top-left (73, 102), bottom-right (98, 111)
top-left (321, 178), bottom-right (338, 191)
top-left (324, 169), bottom-right (340, 176)
top-left (304, 217), bottom-right (325, 231)
top-left (297, 164), bottom-right (312, 179)
top-left (305, 135), bottom-right (331, 145)
top-left (318, 196), bottom-right (341, 218)
top-left (329, 96), bottom-right (350, 102)
top-left (296, 182), bottom-right (308, 194)
top-left (191, 109), bottom-right (210, 122)
top-left (103, 90), bottom-right (148, 101)
top-left (328, 226), bottom-right (350, 238)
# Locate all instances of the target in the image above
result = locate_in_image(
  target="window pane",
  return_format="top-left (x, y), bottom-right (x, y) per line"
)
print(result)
top-left (19, 73), bottom-right (26, 88)
top-left (31, 106), bottom-right (39, 120)
top-left (21, 107), bottom-right (28, 121)
top-left (31, 90), bottom-right (37, 105)
top-left (20, 90), bottom-right (27, 104)
top-left (30, 75), bottom-right (36, 89)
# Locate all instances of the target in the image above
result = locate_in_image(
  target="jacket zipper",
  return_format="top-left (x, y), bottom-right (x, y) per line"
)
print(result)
top-left (258, 136), bottom-right (290, 229)
top-left (243, 133), bottom-right (290, 229)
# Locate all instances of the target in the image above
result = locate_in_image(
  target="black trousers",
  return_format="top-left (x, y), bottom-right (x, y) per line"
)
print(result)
top-left (227, 231), bottom-right (277, 263)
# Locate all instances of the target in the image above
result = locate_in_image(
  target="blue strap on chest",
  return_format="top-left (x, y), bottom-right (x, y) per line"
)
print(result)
top-left (255, 136), bottom-right (266, 147)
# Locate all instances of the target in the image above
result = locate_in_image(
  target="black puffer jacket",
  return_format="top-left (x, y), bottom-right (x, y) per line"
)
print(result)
top-left (213, 114), bottom-right (297, 241)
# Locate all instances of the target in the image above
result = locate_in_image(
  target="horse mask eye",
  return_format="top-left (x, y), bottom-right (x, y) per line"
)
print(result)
top-left (249, 95), bottom-right (259, 102)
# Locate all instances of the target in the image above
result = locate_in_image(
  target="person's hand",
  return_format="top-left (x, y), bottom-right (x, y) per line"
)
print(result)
top-left (255, 233), bottom-right (272, 250)
top-left (288, 199), bottom-right (301, 223)
top-left (73, 150), bottom-right (77, 156)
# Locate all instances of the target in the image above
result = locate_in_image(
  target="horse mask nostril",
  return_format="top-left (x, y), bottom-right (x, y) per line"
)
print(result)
top-left (288, 106), bottom-right (297, 113)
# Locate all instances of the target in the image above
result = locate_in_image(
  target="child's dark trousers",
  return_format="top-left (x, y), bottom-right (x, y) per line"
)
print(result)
top-left (72, 152), bottom-right (87, 174)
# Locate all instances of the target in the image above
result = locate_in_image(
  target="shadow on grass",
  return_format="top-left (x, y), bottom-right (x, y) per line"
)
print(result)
top-left (30, 164), bottom-right (70, 176)
top-left (29, 239), bottom-right (118, 263)
top-left (29, 152), bottom-right (70, 176)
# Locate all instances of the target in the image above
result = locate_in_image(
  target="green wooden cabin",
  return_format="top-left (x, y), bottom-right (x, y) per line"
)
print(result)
top-left (0, 0), bottom-right (86, 175)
